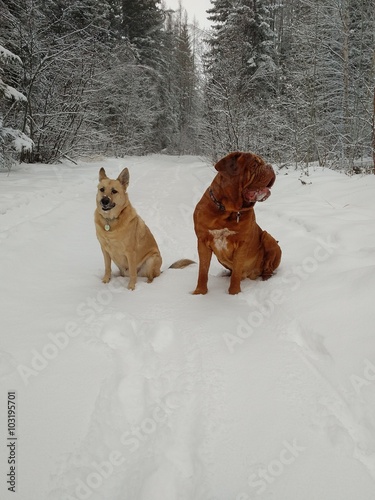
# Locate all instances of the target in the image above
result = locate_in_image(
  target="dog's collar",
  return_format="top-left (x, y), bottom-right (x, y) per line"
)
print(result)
top-left (99, 208), bottom-right (123, 231)
top-left (208, 187), bottom-right (225, 212)
top-left (208, 186), bottom-right (254, 223)
top-left (101, 216), bottom-right (117, 231)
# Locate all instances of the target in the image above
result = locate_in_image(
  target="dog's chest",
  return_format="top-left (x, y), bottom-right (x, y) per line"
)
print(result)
top-left (209, 228), bottom-right (237, 251)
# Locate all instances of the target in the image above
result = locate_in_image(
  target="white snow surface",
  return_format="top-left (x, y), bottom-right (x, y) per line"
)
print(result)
top-left (1, 155), bottom-right (375, 500)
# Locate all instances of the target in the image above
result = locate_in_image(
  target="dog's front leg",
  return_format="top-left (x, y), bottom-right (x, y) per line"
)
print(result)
top-left (193, 239), bottom-right (212, 295)
top-left (228, 245), bottom-right (247, 294)
top-left (101, 247), bottom-right (112, 283)
top-left (127, 251), bottom-right (138, 290)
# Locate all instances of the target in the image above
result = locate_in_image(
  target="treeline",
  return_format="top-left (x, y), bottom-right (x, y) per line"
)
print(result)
top-left (205, 0), bottom-right (375, 169)
top-left (0, 0), bottom-right (203, 165)
top-left (1, 0), bottom-right (374, 170)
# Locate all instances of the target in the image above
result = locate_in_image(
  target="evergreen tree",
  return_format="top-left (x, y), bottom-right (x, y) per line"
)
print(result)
top-left (121, 0), bottom-right (164, 64)
top-left (165, 10), bottom-right (203, 154)
top-left (175, 20), bottom-right (197, 152)
top-left (39, 0), bottom-right (112, 35)
top-left (204, 0), bottom-right (278, 160)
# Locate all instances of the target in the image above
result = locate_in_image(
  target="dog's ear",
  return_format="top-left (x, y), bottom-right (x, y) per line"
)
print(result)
top-left (99, 168), bottom-right (107, 181)
top-left (214, 152), bottom-right (242, 176)
top-left (117, 167), bottom-right (129, 187)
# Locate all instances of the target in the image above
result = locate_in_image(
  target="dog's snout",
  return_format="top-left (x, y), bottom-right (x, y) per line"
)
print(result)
top-left (99, 195), bottom-right (115, 212)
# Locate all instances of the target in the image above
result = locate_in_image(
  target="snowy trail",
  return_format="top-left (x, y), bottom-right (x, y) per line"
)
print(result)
top-left (1, 155), bottom-right (375, 500)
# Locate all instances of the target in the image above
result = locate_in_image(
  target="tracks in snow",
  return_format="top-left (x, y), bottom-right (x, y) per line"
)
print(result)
top-left (280, 319), bottom-right (375, 481)
top-left (48, 310), bottom-right (224, 500)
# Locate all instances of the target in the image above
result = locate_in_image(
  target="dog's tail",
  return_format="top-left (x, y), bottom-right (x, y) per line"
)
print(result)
top-left (169, 259), bottom-right (196, 269)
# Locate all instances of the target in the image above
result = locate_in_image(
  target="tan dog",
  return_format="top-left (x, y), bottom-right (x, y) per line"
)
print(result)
top-left (95, 167), bottom-right (192, 290)
top-left (193, 151), bottom-right (281, 295)
top-left (95, 167), bottom-right (162, 290)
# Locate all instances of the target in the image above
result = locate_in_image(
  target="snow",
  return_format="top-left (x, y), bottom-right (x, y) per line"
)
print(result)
top-left (0, 45), bottom-right (22, 64)
top-left (1, 126), bottom-right (33, 152)
top-left (1, 154), bottom-right (375, 500)
top-left (1, 83), bottom-right (27, 103)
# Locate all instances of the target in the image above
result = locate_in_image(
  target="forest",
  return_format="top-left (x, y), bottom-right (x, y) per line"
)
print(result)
top-left (1, 0), bottom-right (374, 171)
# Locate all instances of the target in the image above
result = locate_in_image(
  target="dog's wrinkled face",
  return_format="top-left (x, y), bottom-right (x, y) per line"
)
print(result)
top-left (96, 167), bottom-right (129, 218)
top-left (214, 152), bottom-right (276, 211)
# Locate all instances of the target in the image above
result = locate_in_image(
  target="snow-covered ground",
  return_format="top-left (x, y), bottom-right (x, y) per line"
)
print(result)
top-left (1, 154), bottom-right (375, 500)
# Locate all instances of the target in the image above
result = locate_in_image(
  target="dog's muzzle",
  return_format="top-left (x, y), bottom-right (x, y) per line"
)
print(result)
top-left (243, 187), bottom-right (271, 203)
top-left (100, 196), bottom-right (115, 211)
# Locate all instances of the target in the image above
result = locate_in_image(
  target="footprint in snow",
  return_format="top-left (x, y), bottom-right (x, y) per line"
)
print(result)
top-left (150, 321), bottom-right (175, 353)
top-left (101, 314), bottom-right (147, 424)
top-left (280, 319), bottom-right (332, 360)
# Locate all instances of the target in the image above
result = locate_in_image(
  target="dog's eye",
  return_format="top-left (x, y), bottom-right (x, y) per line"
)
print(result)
top-left (100, 187), bottom-right (105, 192)
top-left (111, 189), bottom-right (118, 195)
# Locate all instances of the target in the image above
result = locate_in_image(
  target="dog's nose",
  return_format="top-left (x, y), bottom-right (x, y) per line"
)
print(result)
top-left (101, 197), bottom-right (111, 206)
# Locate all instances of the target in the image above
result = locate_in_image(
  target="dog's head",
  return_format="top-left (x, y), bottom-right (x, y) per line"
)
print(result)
top-left (214, 151), bottom-right (276, 211)
top-left (96, 167), bottom-right (129, 218)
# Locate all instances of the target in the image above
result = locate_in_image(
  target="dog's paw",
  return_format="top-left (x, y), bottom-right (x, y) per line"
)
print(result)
top-left (102, 275), bottom-right (111, 283)
top-left (127, 282), bottom-right (136, 291)
top-left (192, 287), bottom-right (208, 295)
top-left (228, 286), bottom-right (241, 295)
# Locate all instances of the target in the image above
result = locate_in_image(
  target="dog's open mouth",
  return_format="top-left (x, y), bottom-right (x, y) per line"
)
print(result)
top-left (242, 187), bottom-right (271, 205)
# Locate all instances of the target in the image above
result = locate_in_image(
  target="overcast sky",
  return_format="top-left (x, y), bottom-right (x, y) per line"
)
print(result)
top-left (166, 0), bottom-right (212, 27)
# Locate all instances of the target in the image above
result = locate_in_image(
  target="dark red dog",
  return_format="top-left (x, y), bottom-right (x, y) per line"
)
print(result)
top-left (193, 151), bottom-right (281, 295)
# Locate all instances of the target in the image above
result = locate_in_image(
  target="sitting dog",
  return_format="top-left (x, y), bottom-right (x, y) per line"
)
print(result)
top-left (193, 151), bottom-right (281, 295)
top-left (95, 167), bottom-right (193, 290)
top-left (95, 167), bottom-right (163, 290)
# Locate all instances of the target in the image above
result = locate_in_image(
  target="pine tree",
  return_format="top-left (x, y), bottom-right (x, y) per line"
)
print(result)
top-left (121, 0), bottom-right (164, 64)
top-left (175, 20), bottom-right (197, 152)
top-left (204, 0), bottom-right (278, 159)
top-left (39, 0), bottom-right (112, 34)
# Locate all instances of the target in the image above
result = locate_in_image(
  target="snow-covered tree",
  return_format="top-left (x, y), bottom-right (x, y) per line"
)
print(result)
top-left (278, 0), bottom-right (375, 168)
top-left (159, 6), bottom-right (204, 154)
top-left (1, 0), bottom-right (116, 162)
top-left (204, 0), bottom-right (279, 160)
top-left (0, 44), bottom-right (33, 169)
top-left (202, 0), bottom-right (374, 168)
top-left (120, 0), bottom-right (165, 65)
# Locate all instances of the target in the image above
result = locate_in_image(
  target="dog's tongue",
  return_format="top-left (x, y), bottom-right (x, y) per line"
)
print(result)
top-left (243, 187), bottom-right (271, 203)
